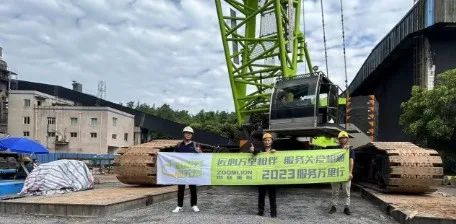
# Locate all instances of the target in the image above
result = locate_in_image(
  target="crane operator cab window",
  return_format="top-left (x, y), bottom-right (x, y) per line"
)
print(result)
top-left (318, 83), bottom-right (339, 125)
top-left (277, 87), bottom-right (315, 106)
top-left (270, 76), bottom-right (318, 127)
top-left (270, 74), bottom-right (340, 129)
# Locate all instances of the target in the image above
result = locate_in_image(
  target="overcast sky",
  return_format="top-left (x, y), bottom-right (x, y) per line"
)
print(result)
top-left (0, 0), bottom-right (415, 113)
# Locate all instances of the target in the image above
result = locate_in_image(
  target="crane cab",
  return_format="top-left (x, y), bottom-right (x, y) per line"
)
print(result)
top-left (268, 71), bottom-right (344, 138)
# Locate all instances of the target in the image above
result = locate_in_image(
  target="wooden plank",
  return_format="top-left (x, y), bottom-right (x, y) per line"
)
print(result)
top-left (1, 185), bottom-right (178, 206)
top-left (357, 184), bottom-right (456, 222)
top-left (0, 184), bottom-right (210, 217)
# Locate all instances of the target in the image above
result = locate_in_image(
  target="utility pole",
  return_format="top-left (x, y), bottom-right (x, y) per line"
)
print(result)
top-left (96, 81), bottom-right (107, 106)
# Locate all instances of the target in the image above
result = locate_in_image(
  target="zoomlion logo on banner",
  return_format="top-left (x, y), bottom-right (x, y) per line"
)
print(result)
top-left (157, 153), bottom-right (212, 185)
top-left (162, 160), bottom-right (204, 178)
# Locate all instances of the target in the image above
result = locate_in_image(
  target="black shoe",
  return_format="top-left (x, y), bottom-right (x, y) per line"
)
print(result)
top-left (344, 207), bottom-right (351, 215)
top-left (271, 212), bottom-right (277, 218)
top-left (329, 206), bottom-right (336, 214)
top-left (257, 211), bottom-right (264, 216)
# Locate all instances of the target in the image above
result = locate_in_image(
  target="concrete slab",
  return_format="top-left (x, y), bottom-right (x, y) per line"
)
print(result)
top-left (0, 183), bottom-right (205, 217)
top-left (356, 184), bottom-right (456, 224)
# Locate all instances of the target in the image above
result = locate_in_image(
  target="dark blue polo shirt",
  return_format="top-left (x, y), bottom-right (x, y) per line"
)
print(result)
top-left (337, 145), bottom-right (355, 159)
top-left (349, 147), bottom-right (355, 160)
top-left (345, 146), bottom-right (355, 160)
top-left (175, 141), bottom-right (198, 153)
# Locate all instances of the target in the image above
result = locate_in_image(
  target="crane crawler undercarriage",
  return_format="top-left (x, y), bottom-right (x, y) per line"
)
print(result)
top-left (355, 142), bottom-right (443, 193)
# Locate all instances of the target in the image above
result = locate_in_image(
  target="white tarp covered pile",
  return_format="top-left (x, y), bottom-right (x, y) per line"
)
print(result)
top-left (20, 159), bottom-right (94, 196)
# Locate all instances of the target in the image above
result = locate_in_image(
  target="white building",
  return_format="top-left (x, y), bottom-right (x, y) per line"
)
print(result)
top-left (8, 90), bottom-right (135, 154)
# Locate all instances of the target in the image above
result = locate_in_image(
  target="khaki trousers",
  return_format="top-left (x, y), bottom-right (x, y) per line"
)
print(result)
top-left (331, 181), bottom-right (351, 207)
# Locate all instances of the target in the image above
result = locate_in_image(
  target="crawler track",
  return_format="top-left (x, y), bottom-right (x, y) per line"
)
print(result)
top-left (354, 142), bottom-right (443, 193)
top-left (114, 140), bottom-right (180, 185)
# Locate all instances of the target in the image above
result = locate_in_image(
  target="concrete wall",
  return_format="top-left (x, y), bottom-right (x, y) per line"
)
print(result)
top-left (106, 110), bottom-right (135, 152)
top-left (8, 90), bottom-right (73, 141)
top-left (8, 90), bottom-right (134, 154)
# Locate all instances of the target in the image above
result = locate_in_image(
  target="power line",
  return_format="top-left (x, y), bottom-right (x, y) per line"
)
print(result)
top-left (97, 81), bottom-right (107, 100)
top-left (320, 0), bottom-right (329, 77)
top-left (340, 0), bottom-right (348, 90)
top-left (96, 80), bottom-right (107, 106)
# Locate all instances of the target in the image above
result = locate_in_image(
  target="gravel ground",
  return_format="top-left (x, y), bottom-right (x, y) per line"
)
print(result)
top-left (0, 186), bottom-right (397, 224)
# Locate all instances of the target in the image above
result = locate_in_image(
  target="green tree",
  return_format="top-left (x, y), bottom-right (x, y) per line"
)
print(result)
top-left (400, 68), bottom-right (456, 144)
top-left (122, 101), bottom-right (241, 142)
top-left (155, 104), bottom-right (176, 121)
top-left (126, 101), bottom-right (135, 109)
top-left (400, 69), bottom-right (456, 173)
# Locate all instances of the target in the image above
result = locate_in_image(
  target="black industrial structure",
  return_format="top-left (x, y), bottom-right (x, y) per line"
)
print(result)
top-left (348, 0), bottom-right (456, 141)
top-left (0, 47), bottom-right (18, 134)
top-left (17, 80), bottom-right (231, 146)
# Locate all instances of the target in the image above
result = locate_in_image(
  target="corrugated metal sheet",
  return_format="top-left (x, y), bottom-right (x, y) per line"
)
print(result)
top-left (348, 0), bottom-right (456, 95)
top-left (435, 0), bottom-right (456, 23)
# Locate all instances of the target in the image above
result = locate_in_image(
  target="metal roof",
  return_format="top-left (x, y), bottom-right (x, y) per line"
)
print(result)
top-left (17, 80), bottom-right (231, 146)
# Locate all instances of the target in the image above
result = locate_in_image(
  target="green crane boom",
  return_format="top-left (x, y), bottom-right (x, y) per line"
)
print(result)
top-left (215, 0), bottom-right (312, 125)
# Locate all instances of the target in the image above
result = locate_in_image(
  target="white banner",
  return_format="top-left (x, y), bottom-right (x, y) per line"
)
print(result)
top-left (157, 152), bottom-right (212, 185)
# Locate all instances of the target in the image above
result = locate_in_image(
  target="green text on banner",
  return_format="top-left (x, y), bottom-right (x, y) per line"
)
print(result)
top-left (211, 150), bottom-right (348, 185)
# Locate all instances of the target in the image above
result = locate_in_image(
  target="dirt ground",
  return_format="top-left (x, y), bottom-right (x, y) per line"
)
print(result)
top-left (0, 186), bottom-right (397, 224)
top-left (88, 176), bottom-right (456, 221)
top-left (2, 174), bottom-right (453, 223)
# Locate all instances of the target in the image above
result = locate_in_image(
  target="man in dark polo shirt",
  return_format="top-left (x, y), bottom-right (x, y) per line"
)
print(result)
top-left (250, 132), bottom-right (277, 218)
top-left (172, 126), bottom-right (202, 213)
top-left (329, 131), bottom-right (355, 215)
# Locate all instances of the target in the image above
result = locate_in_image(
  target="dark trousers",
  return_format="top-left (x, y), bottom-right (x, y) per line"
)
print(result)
top-left (177, 185), bottom-right (197, 207)
top-left (258, 185), bottom-right (277, 215)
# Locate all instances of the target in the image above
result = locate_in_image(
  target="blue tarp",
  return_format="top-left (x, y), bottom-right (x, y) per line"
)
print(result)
top-left (0, 137), bottom-right (49, 154)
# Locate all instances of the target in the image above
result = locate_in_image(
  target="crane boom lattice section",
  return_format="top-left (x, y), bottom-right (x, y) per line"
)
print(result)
top-left (215, 0), bottom-right (311, 124)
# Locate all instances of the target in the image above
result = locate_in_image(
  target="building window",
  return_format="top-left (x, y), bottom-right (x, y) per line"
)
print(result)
top-left (47, 117), bottom-right (56, 125)
top-left (37, 101), bottom-right (42, 106)
top-left (24, 99), bottom-right (31, 107)
top-left (112, 134), bottom-right (117, 139)
top-left (47, 132), bottom-right (56, 137)
top-left (24, 116), bottom-right (30, 124)
top-left (71, 117), bottom-right (78, 126)
top-left (70, 132), bottom-right (78, 138)
top-left (23, 131), bottom-right (30, 137)
top-left (91, 118), bottom-right (98, 126)
top-left (124, 133), bottom-right (128, 141)
top-left (112, 117), bottom-right (117, 127)
top-left (90, 132), bottom-right (97, 138)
